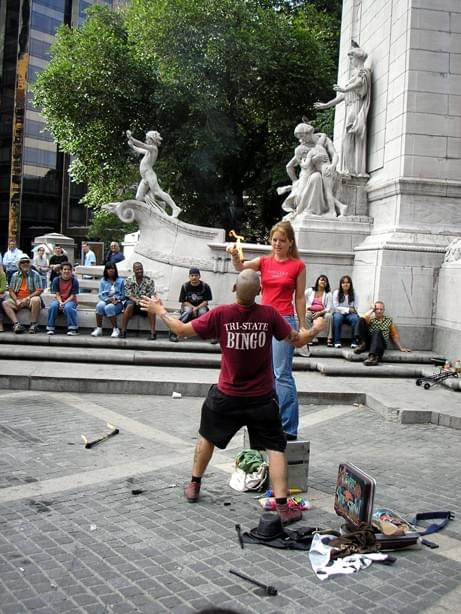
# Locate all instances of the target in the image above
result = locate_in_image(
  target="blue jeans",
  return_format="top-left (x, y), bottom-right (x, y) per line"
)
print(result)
top-left (180, 306), bottom-right (208, 323)
top-left (272, 314), bottom-right (298, 437)
top-left (332, 312), bottom-right (359, 344)
top-left (47, 300), bottom-right (79, 331)
top-left (96, 300), bottom-right (123, 318)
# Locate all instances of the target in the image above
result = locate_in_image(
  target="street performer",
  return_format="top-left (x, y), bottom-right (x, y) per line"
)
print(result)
top-left (140, 269), bottom-right (325, 525)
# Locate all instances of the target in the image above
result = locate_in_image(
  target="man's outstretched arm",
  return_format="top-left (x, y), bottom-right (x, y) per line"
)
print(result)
top-left (289, 317), bottom-right (326, 348)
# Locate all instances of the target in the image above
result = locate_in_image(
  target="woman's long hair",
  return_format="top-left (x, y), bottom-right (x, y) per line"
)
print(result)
top-left (338, 275), bottom-right (355, 303)
top-left (312, 274), bottom-right (331, 293)
top-left (269, 220), bottom-right (300, 259)
top-left (103, 262), bottom-right (118, 281)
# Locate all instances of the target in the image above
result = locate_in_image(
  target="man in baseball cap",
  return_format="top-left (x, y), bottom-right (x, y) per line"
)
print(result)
top-left (169, 267), bottom-right (212, 341)
top-left (2, 254), bottom-right (44, 334)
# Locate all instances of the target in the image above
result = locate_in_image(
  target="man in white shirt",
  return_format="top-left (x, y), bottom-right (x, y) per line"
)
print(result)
top-left (2, 239), bottom-right (23, 283)
top-left (82, 242), bottom-right (96, 266)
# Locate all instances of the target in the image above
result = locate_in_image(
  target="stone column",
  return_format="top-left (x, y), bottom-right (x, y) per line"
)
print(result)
top-left (341, 0), bottom-right (461, 349)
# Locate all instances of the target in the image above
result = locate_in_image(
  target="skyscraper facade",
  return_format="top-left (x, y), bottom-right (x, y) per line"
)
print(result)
top-left (0, 0), bottom-right (119, 253)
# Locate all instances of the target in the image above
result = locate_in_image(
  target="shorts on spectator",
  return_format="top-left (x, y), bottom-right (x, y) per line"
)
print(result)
top-left (199, 385), bottom-right (286, 452)
top-left (125, 300), bottom-right (147, 316)
top-left (4, 296), bottom-right (41, 311)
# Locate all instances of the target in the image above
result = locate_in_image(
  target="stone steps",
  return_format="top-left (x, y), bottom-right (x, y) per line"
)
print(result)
top-left (0, 332), bottom-right (458, 388)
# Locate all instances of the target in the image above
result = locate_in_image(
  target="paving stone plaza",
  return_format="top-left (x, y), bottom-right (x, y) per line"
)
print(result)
top-left (0, 380), bottom-right (460, 614)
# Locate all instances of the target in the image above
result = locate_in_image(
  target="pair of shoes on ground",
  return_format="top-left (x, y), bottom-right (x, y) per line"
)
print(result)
top-left (331, 341), bottom-right (359, 349)
top-left (90, 327), bottom-right (119, 337)
top-left (47, 329), bottom-right (79, 336)
top-left (364, 353), bottom-right (379, 366)
top-left (184, 481), bottom-right (302, 524)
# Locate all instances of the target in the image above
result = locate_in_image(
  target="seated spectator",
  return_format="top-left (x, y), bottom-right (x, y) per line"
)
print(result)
top-left (46, 262), bottom-right (80, 336)
top-left (49, 244), bottom-right (68, 284)
top-left (2, 255), bottom-right (44, 334)
top-left (120, 262), bottom-right (157, 339)
top-left (81, 241), bottom-right (97, 293)
top-left (103, 241), bottom-right (125, 265)
top-left (33, 245), bottom-right (50, 290)
top-left (332, 275), bottom-right (360, 348)
top-left (304, 274), bottom-right (332, 347)
top-left (2, 238), bottom-right (23, 283)
top-left (354, 301), bottom-right (411, 365)
top-left (82, 241), bottom-right (96, 266)
top-left (91, 262), bottom-right (125, 337)
top-left (169, 267), bottom-right (212, 342)
top-left (0, 263), bottom-right (6, 332)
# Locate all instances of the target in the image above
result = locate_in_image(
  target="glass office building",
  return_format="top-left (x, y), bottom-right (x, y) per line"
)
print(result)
top-left (0, 0), bottom-right (120, 252)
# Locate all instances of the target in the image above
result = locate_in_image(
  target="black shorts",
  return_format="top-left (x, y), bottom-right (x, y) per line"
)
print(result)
top-left (199, 385), bottom-right (286, 452)
top-left (125, 300), bottom-right (146, 316)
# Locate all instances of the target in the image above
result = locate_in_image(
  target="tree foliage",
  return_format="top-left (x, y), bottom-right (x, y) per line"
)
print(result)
top-left (34, 0), bottom-right (340, 241)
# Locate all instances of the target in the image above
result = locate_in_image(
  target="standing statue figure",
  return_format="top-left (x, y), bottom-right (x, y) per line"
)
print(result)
top-left (314, 41), bottom-right (371, 177)
top-left (127, 129), bottom-right (181, 218)
top-left (279, 122), bottom-right (347, 219)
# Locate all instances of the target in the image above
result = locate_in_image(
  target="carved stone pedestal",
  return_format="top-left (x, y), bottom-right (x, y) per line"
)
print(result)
top-left (291, 214), bottom-right (373, 288)
top-left (337, 175), bottom-right (369, 217)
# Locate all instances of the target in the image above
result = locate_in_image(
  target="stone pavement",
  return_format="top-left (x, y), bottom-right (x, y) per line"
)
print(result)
top-left (0, 390), bottom-right (460, 614)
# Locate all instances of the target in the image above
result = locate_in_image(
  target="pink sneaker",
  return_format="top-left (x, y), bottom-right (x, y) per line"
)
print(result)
top-left (184, 481), bottom-right (201, 503)
top-left (276, 503), bottom-right (302, 525)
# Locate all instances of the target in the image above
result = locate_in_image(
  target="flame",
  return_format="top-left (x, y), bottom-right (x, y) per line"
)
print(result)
top-left (228, 229), bottom-right (245, 262)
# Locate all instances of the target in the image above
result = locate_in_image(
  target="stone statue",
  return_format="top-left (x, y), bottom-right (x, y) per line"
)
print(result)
top-left (444, 238), bottom-right (461, 263)
top-left (314, 41), bottom-right (371, 177)
top-left (127, 129), bottom-right (181, 218)
top-left (279, 122), bottom-right (347, 219)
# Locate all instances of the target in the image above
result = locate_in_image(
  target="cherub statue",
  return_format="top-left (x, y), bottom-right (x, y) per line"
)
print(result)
top-left (279, 121), bottom-right (347, 218)
top-left (127, 129), bottom-right (181, 218)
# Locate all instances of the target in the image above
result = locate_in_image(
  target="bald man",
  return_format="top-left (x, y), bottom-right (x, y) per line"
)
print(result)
top-left (140, 270), bottom-right (324, 525)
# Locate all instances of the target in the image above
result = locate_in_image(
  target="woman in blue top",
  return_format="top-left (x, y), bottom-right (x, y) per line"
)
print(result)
top-left (332, 275), bottom-right (360, 348)
top-left (91, 263), bottom-right (125, 338)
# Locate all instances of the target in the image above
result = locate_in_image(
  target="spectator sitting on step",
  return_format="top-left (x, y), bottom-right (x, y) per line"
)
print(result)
top-left (91, 262), bottom-right (125, 338)
top-left (103, 241), bottom-right (125, 265)
top-left (49, 244), bottom-right (69, 284)
top-left (2, 255), bottom-right (44, 334)
top-left (32, 245), bottom-right (50, 290)
top-left (81, 241), bottom-right (97, 293)
top-left (169, 267), bottom-right (212, 342)
top-left (82, 241), bottom-right (96, 266)
top-left (120, 262), bottom-right (157, 340)
top-left (2, 238), bottom-right (23, 283)
top-left (304, 274), bottom-right (333, 348)
top-left (46, 262), bottom-right (80, 336)
top-left (332, 275), bottom-right (360, 348)
top-left (0, 263), bottom-right (7, 332)
top-left (354, 301), bottom-right (411, 366)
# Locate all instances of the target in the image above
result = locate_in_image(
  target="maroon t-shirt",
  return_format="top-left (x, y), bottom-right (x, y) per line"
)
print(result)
top-left (192, 303), bottom-right (292, 397)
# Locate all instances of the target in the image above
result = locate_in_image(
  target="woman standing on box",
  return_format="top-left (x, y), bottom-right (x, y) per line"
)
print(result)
top-left (230, 220), bottom-right (306, 440)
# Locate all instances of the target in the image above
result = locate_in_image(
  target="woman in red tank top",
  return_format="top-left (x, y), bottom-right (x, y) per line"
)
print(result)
top-left (230, 221), bottom-right (306, 439)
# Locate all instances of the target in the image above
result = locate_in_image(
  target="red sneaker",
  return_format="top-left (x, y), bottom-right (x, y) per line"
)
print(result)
top-left (276, 503), bottom-right (302, 525)
top-left (184, 481), bottom-right (201, 503)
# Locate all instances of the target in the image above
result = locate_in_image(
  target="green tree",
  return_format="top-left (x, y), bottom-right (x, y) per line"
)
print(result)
top-left (34, 0), bottom-right (340, 241)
